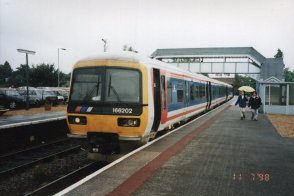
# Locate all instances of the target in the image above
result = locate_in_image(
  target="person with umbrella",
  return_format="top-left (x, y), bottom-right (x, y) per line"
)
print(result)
top-left (235, 90), bottom-right (248, 120)
top-left (248, 91), bottom-right (262, 121)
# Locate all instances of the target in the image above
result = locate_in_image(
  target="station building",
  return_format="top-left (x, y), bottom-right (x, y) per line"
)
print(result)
top-left (151, 47), bottom-right (294, 115)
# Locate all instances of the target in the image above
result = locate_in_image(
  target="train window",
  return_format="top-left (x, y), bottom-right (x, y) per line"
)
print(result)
top-left (199, 85), bottom-right (203, 98)
top-left (212, 86), bottom-right (216, 99)
top-left (190, 83), bottom-right (196, 101)
top-left (195, 85), bottom-right (199, 98)
top-left (215, 86), bottom-right (217, 98)
top-left (105, 69), bottom-right (140, 103)
top-left (215, 86), bottom-right (219, 98)
top-left (71, 68), bottom-right (102, 101)
top-left (199, 84), bottom-right (205, 98)
top-left (177, 83), bottom-right (184, 102)
top-left (220, 86), bottom-right (224, 97)
top-left (167, 80), bottom-right (173, 104)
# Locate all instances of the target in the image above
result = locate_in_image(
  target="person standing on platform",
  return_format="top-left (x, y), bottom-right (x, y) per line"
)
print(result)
top-left (235, 91), bottom-right (248, 120)
top-left (248, 91), bottom-right (262, 121)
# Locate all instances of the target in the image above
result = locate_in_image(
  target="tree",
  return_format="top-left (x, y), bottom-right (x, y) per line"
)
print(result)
top-left (232, 74), bottom-right (256, 94)
top-left (9, 64), bottom-right (27, 87)
top-left (30, 64), bottom-right (58, 87)
top-left (274, 48), bottom-right (283, 58)
top-left (123, 44), bottom-right (138, 53)
top-left (0, 61), bottom-right (13, 86)
top-left (59, 72), bottom-right (71, 87)
top-left (284, 68), bottom-right (294, 82)
top-left (6, 63), bottom-right (70, 87)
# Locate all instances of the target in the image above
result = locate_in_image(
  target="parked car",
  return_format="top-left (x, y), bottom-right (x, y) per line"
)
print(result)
top-left (52, 90), bottom-right (65, 103)
top-left (0, 105), bottom-right (9, 115)
top-left (0, 88), bottom-right (25, 109)
top-left (37, 87), bottom-right (64, 105)
top-left (57, 90), bottom-right (69, 102)
top-left (17, 87), bottom-right (45, 106)
top-left (41, 90), bottom-right (59, 105)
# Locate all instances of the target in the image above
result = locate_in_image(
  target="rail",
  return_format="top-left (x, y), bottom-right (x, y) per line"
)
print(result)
top-left (0, 139), bottom-right (81, 178)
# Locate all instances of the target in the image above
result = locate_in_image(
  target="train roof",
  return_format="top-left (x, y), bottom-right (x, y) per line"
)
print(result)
top-left (75, 52), bottom-right (232, 87)
top-left (78, 52), bottom-right (148, 63)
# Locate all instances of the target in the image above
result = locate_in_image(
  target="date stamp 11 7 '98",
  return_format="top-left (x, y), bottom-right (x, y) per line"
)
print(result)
top-left (233, 173), bottom-right (270, 182)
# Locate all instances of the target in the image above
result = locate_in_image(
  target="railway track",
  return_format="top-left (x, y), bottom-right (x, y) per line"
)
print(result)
top-left (0, 138), bottom-right (81, 178)
top-left (26, 161), bottom-right (108, 196)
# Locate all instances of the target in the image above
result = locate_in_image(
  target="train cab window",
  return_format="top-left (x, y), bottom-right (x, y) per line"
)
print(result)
top-left (70, 67), bottom-right (141, 103)
top-left (71, 68), bottom-right (102, 101)
top-left (105, 69), bottom-right (140, 103)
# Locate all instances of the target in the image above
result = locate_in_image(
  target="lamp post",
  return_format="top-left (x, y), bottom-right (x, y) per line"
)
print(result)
top-left (17, 49), bottom-right (36, 110)
top-left (58, 48), bottom-right (66, 87)
top-left (101, 39), bottom-right (107, 52)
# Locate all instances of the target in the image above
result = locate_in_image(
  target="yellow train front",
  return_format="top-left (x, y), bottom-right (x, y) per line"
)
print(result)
top-left (67, 53), bottom-right (151, 155)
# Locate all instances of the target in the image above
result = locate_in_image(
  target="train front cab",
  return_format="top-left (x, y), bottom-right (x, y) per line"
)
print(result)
top-left (66, 60), bottom-right (150, 155)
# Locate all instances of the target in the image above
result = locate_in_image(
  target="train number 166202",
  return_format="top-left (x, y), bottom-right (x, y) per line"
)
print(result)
top-left (112, 108), bottom-right (133, 114)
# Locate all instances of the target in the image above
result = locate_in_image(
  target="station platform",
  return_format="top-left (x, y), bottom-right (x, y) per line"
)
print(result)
top-left (0, 111), bottom-right (65, 129)
top-left (58, 100), bottom-right (294, 196)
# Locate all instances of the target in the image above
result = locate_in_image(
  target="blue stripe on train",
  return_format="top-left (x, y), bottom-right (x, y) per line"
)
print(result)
top-left (168, 98), bottom-right (207, 112)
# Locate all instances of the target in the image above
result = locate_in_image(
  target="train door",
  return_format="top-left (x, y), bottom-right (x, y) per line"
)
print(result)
top-left (206, 81), bottom-right (212, 110)
top-left (160, 75), bottom-right (168, 123)
top-left (151, 68), bottom-right (161, 132)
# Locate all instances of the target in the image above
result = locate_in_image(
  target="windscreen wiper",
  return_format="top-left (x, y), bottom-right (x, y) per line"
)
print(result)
top-left (83, 77), bottom-right (101, 101)
top-left (108, 75), bottom-right (121, 102)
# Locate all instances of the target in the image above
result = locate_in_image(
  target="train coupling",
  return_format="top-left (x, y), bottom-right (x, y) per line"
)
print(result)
top-left (87, 132), bottom-right (120, 155)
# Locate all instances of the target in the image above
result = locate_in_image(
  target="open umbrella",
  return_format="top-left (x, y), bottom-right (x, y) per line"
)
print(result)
top-left (238, 86), bottom-right (255, 92)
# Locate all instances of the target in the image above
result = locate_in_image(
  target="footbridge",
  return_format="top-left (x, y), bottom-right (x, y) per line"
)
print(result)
top-left (151, 47), bottom-right (284, 82)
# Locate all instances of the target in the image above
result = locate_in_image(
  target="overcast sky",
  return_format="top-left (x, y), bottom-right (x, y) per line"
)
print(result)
top-left (1, 0), bottom-right (294, 73)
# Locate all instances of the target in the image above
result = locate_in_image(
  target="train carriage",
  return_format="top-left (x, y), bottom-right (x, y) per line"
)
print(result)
top-left (67, 52), bottom-right (233, 155)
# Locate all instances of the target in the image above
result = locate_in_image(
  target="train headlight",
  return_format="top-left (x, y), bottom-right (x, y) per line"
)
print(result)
top-left (118, 118), bottom-right (140, 127)
top-left (68, 116), bottom-right (87, 125)
top-left (75, 117), bottom-right (81, 123)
